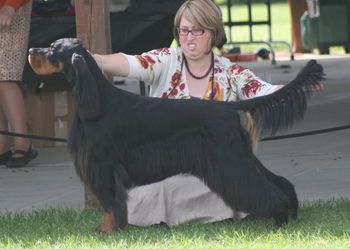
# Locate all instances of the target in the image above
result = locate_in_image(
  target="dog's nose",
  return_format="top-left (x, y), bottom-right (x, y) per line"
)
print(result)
top-left (28, 48), bottom-right (35, 55)
top-left (28, 48), bottom-right (41, 55)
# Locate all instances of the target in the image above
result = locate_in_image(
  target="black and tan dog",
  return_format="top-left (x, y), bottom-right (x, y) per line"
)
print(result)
top-left (28, 38), bottom-right (323, 233)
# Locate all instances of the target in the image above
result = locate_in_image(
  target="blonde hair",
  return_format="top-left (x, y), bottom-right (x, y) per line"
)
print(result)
top-left (173, 0), bottom-right (225, 48)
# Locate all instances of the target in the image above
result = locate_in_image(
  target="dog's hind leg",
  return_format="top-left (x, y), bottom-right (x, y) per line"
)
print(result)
top-left (252, 155), bottom-right (299, 219)
top-left (201, 154), bottom-right (289, 227)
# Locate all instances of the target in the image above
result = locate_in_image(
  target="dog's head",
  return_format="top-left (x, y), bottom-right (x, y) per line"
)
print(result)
top-left (28, 38), bottom-right (84, 75)
top-left (29, 38), bottom-right (101, 121)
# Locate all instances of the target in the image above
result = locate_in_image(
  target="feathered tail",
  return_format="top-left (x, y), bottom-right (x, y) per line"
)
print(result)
top-left (235, 60), bottom-right (325, 139)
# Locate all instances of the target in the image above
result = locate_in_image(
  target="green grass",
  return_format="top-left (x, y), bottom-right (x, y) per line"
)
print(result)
top-left (219, 2), bottom-right (292, 53)
top-left (221, 2), bottom-right (291, 42)
top-left (1, 199), bottom-right (350, 249)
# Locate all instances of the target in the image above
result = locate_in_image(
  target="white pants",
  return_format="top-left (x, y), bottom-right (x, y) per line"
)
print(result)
top-left (127, 174), bottom-right (247, 226)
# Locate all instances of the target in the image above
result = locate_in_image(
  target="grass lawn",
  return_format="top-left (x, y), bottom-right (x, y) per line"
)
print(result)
top-left (1, 199), bottom-right (350, 249)
top-left (221, 2), bottom-right (291, 42)
top-left (218, 1), bottom-right (346, 55)
top-left (219, 1), bottom-right (292, 53)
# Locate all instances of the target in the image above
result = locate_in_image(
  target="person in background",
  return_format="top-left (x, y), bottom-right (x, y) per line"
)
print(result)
top-left (0, 0), bottom-right (38, 168)
top-left (92, 0), bottom-right (283, 226)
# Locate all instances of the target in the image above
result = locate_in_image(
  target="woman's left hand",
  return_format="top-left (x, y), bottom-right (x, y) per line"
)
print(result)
top-left (0, 5), bottom-right (15, 28)
top-left (312, 82), bottom-right (324, 93)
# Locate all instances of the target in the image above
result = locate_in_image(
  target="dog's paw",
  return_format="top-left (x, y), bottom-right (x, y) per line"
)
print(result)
top-left (272, 212), bottom-right (288, 228)
top-left (95, 223), bottom-right (117, 235)
top-left (288, 207), bottom-right (298, 220)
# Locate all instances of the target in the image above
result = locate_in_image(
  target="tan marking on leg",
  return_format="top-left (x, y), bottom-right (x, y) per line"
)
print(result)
top-left (96, 211), bottom-right (116, 234)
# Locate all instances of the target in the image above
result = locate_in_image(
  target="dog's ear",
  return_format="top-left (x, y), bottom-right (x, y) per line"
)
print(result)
top-left (71, 53), bottom-right (101, 120)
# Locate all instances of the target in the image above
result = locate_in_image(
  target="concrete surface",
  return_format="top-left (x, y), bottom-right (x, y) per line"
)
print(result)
top-left (1, 55), bottom-right (350, 214)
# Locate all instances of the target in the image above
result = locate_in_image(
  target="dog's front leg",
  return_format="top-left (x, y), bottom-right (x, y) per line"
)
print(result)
top-left (95, 187), bottom-right (128, 234)
top-left (85, 160), bottom-right (128, 234)
top-left (94, 194), bottom-right (128, 234)
top-left (96, 211), bottom-right (116, 234)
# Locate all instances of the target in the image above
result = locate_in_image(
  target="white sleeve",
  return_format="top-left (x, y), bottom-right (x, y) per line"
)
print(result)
top-left (232, 64), bottom-right (281, 100)
top-left (123, 48), bottom-right (172, 86)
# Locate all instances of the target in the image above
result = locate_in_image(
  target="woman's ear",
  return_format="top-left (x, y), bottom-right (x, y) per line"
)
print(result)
top-left (71, 53), bottom-right (101, 120)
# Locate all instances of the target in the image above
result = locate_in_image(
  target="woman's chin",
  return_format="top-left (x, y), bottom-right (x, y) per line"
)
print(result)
top-left (183, 51), bottom-right (202, 60)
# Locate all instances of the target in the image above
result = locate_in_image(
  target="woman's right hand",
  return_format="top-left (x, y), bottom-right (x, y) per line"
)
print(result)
top-left (0, 5), bottom-right (15, 28)
top-left (91, 53), bottom-right (104, 72)
top-left (88, 51), bottom-right (130, 77)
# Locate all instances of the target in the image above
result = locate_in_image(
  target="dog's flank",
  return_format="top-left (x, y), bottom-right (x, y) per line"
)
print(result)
top-left (28, 38), bottom-right (323, 233)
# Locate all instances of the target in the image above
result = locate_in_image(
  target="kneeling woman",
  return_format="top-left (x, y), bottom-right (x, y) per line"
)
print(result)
top-left (93, 0), bottom-right (282, 226)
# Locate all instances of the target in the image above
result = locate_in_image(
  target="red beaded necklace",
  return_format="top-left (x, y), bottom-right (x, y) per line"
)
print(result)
top-left (183, 52), bottom-right (214, 80)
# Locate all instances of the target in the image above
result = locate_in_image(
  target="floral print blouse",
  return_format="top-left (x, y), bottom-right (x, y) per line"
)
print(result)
top-left (124, 47), bottom-right (280, 101)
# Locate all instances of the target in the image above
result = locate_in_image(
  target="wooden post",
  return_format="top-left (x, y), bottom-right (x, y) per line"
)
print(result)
top-left (74, 0), bottom-right (112, 208)
top-left (288, 0), bottom-right (310, 53)
top-left (75, 0), bottom-right (111, 54)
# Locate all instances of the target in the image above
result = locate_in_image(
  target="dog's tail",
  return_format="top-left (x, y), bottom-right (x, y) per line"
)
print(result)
top-left (235, 60), bottom-right (324, 140)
